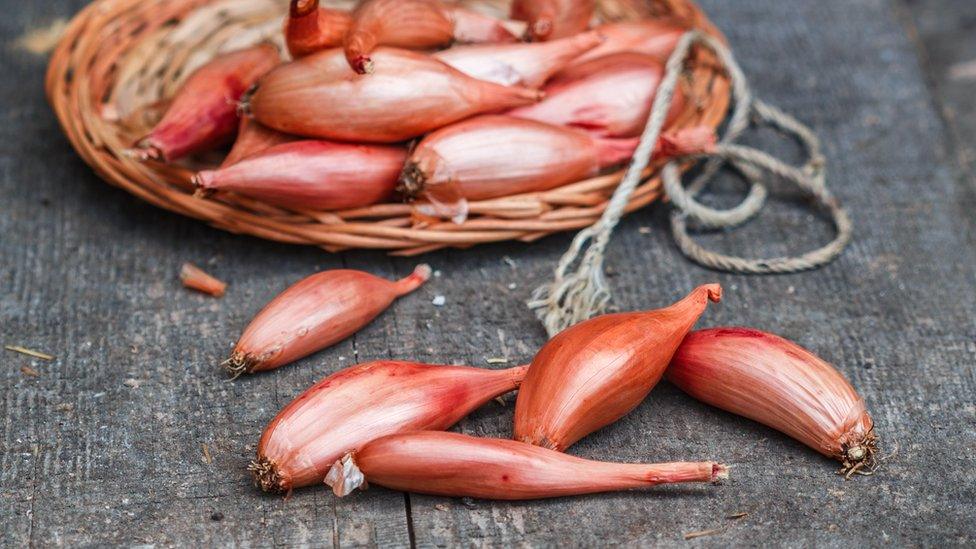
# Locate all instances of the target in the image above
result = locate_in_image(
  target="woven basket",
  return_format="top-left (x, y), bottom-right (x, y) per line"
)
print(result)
top-left (46, 0), bottom-right (730, 256)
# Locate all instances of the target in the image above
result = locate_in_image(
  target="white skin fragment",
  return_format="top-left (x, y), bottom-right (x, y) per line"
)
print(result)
top-left (325, 453), bottom-right (366, 497)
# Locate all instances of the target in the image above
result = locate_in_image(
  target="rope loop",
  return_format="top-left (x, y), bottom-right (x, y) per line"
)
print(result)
top-left (529, 29), bottom-right (852, 337)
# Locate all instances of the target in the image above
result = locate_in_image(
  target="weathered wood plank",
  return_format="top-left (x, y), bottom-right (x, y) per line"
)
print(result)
top-left (404, 0), bottom-right (976, 545)
top-left (1, 2), bottom-right (414, 546)
top-left (1, 0), bottom-right (974, 546)
top-left (900, 0), bottom-right (976, 184)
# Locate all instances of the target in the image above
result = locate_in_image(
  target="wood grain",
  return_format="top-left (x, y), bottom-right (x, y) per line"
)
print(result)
top-left (2, 0), bottom-right (975, 546)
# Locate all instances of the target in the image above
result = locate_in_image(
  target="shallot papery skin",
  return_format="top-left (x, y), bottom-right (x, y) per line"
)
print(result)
top-left (220, 117), bottom-right (295, 168)
top-left (511, 0), bottom-right (595, 41)
top-left (511, 52), bottom-right (686, 138)
top-left (572, 20), bottom-right (688, 66)
top-left (285, 0), bottom-right (352, 58)
top-left (326, 431), bottom-right (728, 499)
top-left (514, 285), bottom-right (722, 452)
top-left (668, 328), bottom-right (878, 477)
top-left (133, 44), bottom-right (280, 162)
top-left (400, 115), bottom-right (713, 203)
top-left (180, 263), bottom-right (226, 297)
top-left (252, 361), bottom-right (527, 492)
top-left (434, 31), bottom-right (603, 88)
top-left (248, 48), bottom-right (542, 143)
top-left (195, 140), bottom-right (405, 211)
top-left (224, 265), bottom-right (431, 378)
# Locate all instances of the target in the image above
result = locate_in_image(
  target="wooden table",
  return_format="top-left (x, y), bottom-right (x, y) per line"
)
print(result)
top-left (3, 0), bottom-right (974, 546)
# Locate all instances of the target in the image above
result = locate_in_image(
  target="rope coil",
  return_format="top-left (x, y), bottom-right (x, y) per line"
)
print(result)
top-left (529, 30), bottom-right (853, 337)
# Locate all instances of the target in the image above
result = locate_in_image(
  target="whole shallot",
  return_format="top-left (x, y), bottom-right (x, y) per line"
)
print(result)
top-left (399, 115), bottom-right (714, 204)
top-left (434, 31), bottom-right (603, 88)
top-left (668, 328), bottom-right (879, 477)
top-left (514, 285), bottom-right (722, 452)
top-left (252, 361), bottom-right (527, 492)
top-left (247, 48), bottom-right (542, 143)
top-left (220, 117), bottom-right (294, 167)
top-left (132, 44), bottom-right (280, 162)
top-left (285, 0), bottom-right (352, 58)
top-left (572, 20), bottom-right (688, 66)
top-left (196, 140), bottom-right (405, 211)
top-left (224, 265), bottom-right (431, 377)
top-left (511, 52), bottom-right (686, 138)
top-left (326, 431), bottom-right (728, 499)
top-left (511, 0), bottom-right (595, 41)
top-left (344, 0), bottom-right (518, 74)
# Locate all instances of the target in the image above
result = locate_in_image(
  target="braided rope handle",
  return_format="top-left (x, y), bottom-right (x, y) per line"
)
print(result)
top-left (528, 31), bottom-right (852, 337)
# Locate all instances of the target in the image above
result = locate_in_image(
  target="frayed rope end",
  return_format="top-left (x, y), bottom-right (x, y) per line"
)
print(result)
top-left (527, 232), bottom-right (613, 337)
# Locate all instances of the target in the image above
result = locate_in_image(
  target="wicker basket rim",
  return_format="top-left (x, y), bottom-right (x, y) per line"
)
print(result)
top-left (46, 0), bottom-right (731, 256)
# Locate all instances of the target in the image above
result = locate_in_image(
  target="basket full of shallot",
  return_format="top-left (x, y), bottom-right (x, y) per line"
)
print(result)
top-left (46, 0), bottom-right (730, 255)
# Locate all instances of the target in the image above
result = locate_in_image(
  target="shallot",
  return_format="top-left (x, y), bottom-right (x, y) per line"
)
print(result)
top-left (434, 31), bottom-right (603, 88)
top-left (247, 48), bottom-right (542, 143)
top-left (196, 140), bottom-right (405, 211)
top-left (132, 44), bottom-right (280, 162)
top-left (572, 20), bottom-right (688, 66)
top-left (399, 115), bottom-right (714, 203)
top-left (344, 0), bottom-right (518, 74)
top-left (285, 0), bottom-right (352, 58)
top-left (514, 285), bottom-right (722, 452)
top-left (224, 265), bottom-right (431, 377)
top-left (252, 361), bottom-right (527, 492)
top-left (668, 328), bottom-right (878, 477)
top-left (326, 431), bottom-right (728, 499)
top-left (511, 0), bottom-right (595, 41)
top-left (220, 117), bottom-right (294, 167)
top-left (511, 52), bottom-right (686, 138)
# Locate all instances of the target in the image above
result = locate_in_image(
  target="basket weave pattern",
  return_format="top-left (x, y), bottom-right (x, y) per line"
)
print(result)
top-left (46, 0), bottom-right (730, 255)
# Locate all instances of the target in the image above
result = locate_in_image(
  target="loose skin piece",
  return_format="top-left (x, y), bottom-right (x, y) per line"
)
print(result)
top-left (179, 263), bottom-right (226, 297)
top-left (133, 44), bottom-right (280, 162)
top-left (514, 285), bottom-right (722, 451)
top-left (252, 361), bottom-right (528, 492)
top-left (511, 0), bottom-right (595, 41)
top-left (669, 328), bottom-right (879, 477)
top-left (326, 431), bottom-right (728, 500)
top-left (247, 48), bottom-right (542, 143)
top-left (434, 31), bottom-right (604, 88)
top-left (224, 266), bottom-right (431, 377)
top-left (196, 140), bottom-right (405, 211)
